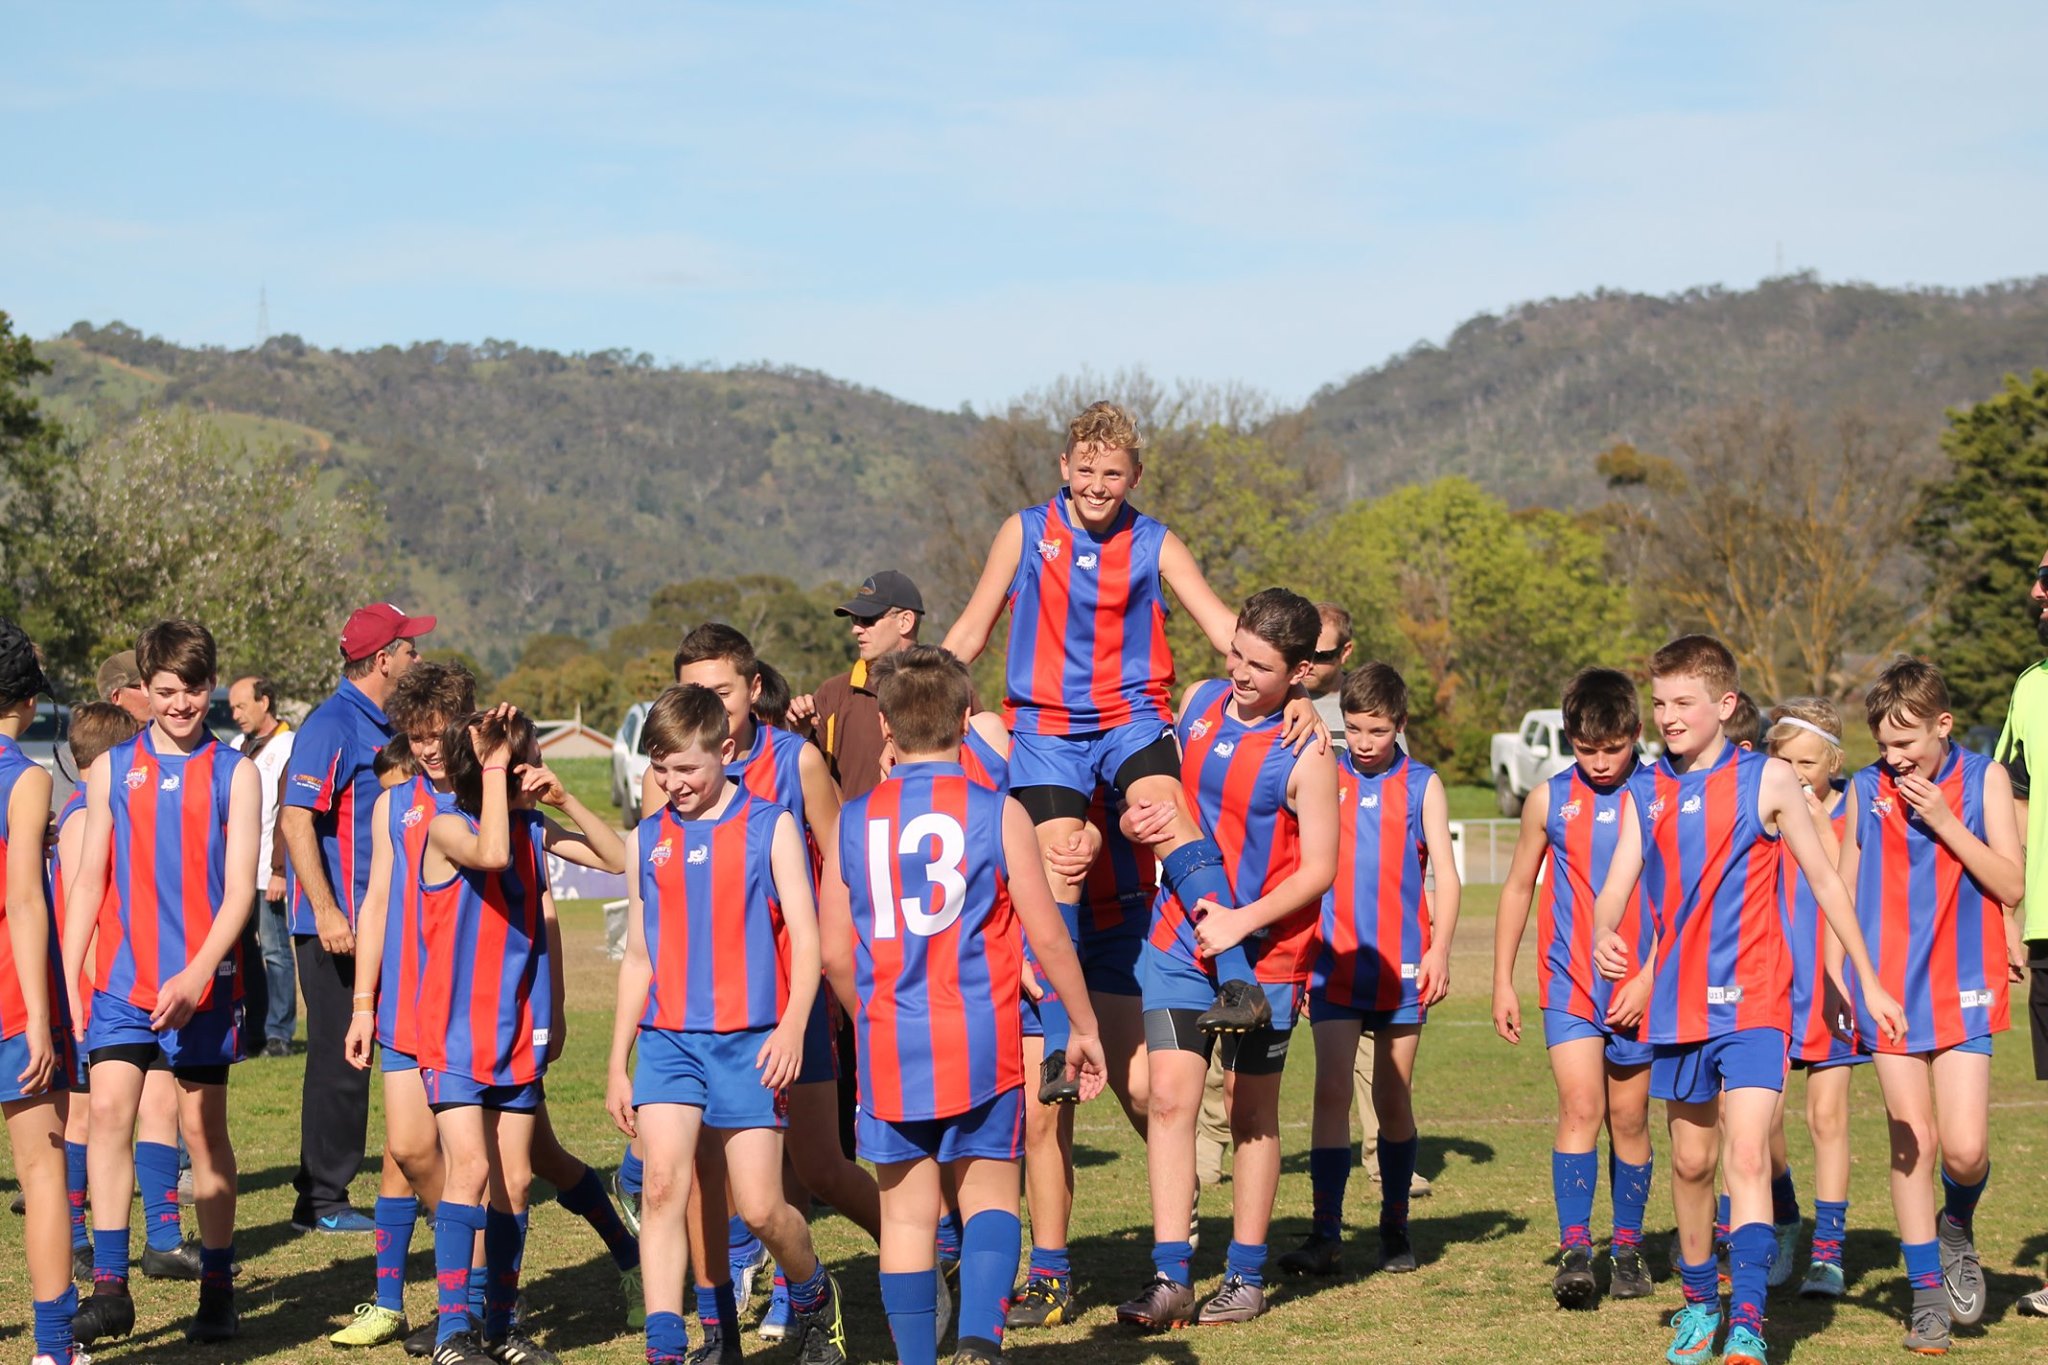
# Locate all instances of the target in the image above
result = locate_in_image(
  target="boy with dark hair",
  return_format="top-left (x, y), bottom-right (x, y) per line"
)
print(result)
top-left (1118, 588), bottom-right (1339, 1328)
top-left (62, 620), bottom-right (261, 1346)
top-left (1727, 691), bottom-right (1763, 750)
top-left (1837, 657), bottom-right (2023, 1353)
top-left (0, 619), bottom-right (79, 1365)
top-left (943, 403), bottom-right (1319, 1037)
top-left (819, 646), bottom-right (1107, 1365)
top-left (1593, 635), bottom-right (1904, 1365)
top-left (609, 684), bottom-right (848, 1365)
top-left (1282, 661), bottom-right (1460, 1280)
top-left (1491, 666), bottom-right (1657, 1307)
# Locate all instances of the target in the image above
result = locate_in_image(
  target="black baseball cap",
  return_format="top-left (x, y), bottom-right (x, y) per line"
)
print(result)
top-left (0, 619), bottom-right (57, 706)
top-left (836, 570), bottom-right (924, 620)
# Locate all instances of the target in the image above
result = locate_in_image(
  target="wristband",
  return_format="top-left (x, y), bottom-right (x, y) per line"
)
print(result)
top-left (351, 1009), bottom-right (374, 1019)
top-left (483, 764), bottom-right (508, 774)
top-left (351, 994), bottom-right (374, 1006)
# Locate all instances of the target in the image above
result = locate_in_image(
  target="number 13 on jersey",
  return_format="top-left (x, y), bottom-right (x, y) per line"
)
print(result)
top-left (867, 813), bottom-right (967, 939)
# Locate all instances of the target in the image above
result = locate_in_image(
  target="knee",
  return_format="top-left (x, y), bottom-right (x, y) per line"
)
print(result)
top-left (1670, 1142), bottom-right (1717, 1186)
top-left (1888, 1114), bottom-right (1936, 1167)
top-left (1943, 1133), bottom-right (1989, 1179)
top-left (1558, 1093), bottom-right (1603, 1135)
top-left (730, 1185), bottom-right (783, 1235)
top-left (1722, 1135), bottom-right (1768, 1185)
top-left (642, 1167), bottom-right (688, 1215)
top-left (1146, 1082), bottom-right (1194, 1130)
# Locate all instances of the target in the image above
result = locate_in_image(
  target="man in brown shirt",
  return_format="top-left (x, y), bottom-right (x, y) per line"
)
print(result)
top-left (803, 569), bottom-right (924, 799)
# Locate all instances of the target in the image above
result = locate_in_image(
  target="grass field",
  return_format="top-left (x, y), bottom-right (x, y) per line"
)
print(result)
top-left (5, 890), bottom-right (2048, 1365)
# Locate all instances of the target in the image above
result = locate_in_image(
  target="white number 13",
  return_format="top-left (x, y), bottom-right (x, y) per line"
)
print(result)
top-left (867, 813), bottom-right (967, 939)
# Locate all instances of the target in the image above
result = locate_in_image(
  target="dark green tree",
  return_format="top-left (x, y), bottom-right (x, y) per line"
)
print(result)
top-left (1914, 371), bottom-right (2048, 725)
top-left (0, 311), bottom-right (72, 649)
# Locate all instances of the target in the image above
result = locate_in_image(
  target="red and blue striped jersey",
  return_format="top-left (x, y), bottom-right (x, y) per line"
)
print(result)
top-left (1148, 680), bottom-right (1313, 984)
top-left (376, 776), bottom-right (451, 1056)
top-left (1631, 745), bottom-right (1788, 1044)
top-left (415, 808), bottom-right (552, 1085)
top-left (1314, 752), bottom-right (1435, 1011)
top-left (1083, 787), bottom-right (1156, 933)
top-left (97, 730), bottom-right (245, 1014)
top-left (961, 726), bottom-right (1010, 794)
top-left (282, 679), bottom-right (391, 933)
top-left (51, 790), bottom-right (104, 1030)
top-left (638, 793), bottom-right (790, 1033)
top-left (733, 723), bottom-right (807, 817)
top-left (0, 736), bottom-right (68, 1041)
top-left (1850, 745), bottom-right (2009, 1053)
top-left (1003, 492), bottom-right (1175, 737)
top-left (1784, 797), bottom-right (1854, 1063)
top-left (840, 761), bottom-right (1023, 1121)
top-left (1536, 764), bottom-right (1652, 1024)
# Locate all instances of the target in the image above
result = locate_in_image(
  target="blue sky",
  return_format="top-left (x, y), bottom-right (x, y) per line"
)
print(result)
top-left (5, 1), bottom-right (2045, 411)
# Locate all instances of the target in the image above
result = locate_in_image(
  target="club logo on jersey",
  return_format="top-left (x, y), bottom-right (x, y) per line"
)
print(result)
top-left (1706, 985), bottom-right (1744, 1005)
top-left (1214, 740), bottom-right (1235, 758)
top-left (1647, 797), bottom-right (1666, 820)
top-left (1872, 796), bottom-right (1894, 817)
top-left (1036, 538), bottom-right (1062, 562)
top-left (124, 766), bottom-right (149, 790)
top-left (1558, 799), bottom-right (1583, 822)
top-left (1680, 794), bottom-right (1702, 815)
top-left (648, 838), bottom-right (674, 868)
top-left (159, 774), bottom-right (180, 792)
top-left (402, 804), bottom-right (426, 828)
top-left (1076, 552), bottom-right (1098, 570)
top-left (1189, 718), bottom-right (1213, 741)
top-left (686, 845), bottom-right (709, 865)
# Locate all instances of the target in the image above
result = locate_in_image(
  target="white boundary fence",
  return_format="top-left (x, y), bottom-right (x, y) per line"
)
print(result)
top-left (1448, 819), bottom-right (1520, 886)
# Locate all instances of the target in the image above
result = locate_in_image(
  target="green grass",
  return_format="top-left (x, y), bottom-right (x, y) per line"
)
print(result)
top-left (1446, 784), bottom-right (1502, 821)
top-left (6, 894), bottom-right (2047, 1363)
top-left (547, 755), bottom-right (622, 823)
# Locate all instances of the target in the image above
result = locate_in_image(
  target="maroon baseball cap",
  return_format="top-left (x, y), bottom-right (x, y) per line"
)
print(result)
top-left (339, 603), bottom-right (436, 662)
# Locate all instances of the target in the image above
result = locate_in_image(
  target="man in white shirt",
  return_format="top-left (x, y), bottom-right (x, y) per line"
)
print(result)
top-left (231, 673), bottom-right (297, 1057)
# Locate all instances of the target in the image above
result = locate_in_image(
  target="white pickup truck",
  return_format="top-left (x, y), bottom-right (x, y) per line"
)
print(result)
top-left (1490, 708), bottom-right (1572, 816)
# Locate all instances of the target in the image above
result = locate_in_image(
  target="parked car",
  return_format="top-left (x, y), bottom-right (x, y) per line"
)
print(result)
top-left (611, 701), bottom-right (653, 810)
top-left (1490, 708), bottom-right (1571, 816)
top-left (207, 685), bottom-right (238, 744)
top-left (21, 700), bottom-right (72, 773)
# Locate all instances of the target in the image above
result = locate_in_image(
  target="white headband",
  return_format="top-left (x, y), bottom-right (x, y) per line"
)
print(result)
top-left (1773, 715), bottom-right (1840, 748)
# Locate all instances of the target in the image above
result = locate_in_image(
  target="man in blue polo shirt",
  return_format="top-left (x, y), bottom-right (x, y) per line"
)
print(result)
top-left (282, 602), bottom-right (431, 1233)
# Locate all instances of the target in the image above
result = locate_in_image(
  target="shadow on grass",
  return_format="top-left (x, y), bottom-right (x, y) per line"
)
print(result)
top-left (1276, 1133), bottom-right (1498, 1179)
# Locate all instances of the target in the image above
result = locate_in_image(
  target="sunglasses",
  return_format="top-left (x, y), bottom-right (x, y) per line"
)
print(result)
top-left (1309, 646), bottom-right (1345, 665)
top-left (2035, 566), bottom-right (2048, 587)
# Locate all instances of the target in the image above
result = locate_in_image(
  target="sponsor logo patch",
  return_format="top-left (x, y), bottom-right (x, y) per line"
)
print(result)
top-left (1076, 552), bottom-right (1098, 570)
top-left (686, 845), bottom-right (709, 864)
top-left (1706, 985), bottom-right (1744, 1005)
top-left (1680, 794), bottom-right (1702, 815)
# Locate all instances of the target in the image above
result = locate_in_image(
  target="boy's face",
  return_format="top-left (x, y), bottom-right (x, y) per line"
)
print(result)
top-left (1569, 733), bottom-right (1638, 787)
top-left (677, 659), bottom-right (761, 743)
top-left (147, 671), bottom-right (212, 743)
top-left (408, 714), bottom-right (451, 783)
top-left (1874, 710), bottom-right (1953, 781)
top-left (1225, 627), bottom-right (1307, 714)
top-left (1770, 729), bottom-right (1837, 794)
top-left (1342, 709), bottom-right (1402, 771)
top-left (1058, 442), bottom-right (1141, 532)
top-left (650, 737), bottom-right (736, 811)
top-left (1650, 672), bottom-right (1733, 759)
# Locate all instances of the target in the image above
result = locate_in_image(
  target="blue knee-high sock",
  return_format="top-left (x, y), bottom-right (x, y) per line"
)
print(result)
top-left (468, 1263), bottom-right (487, 1319)
top-left (1610, 1153), bottom-right (1652, 1249)
top-left (1162, 841), bottom-right (1253, 984)
top-left (1377, 1134), bottom-right (1419, 1234)
top-left (880, 1268), bottom-right (939, 1365)
top-left (1903, 1239), bottom-right (1941, 1290)
top-left (1714, 1193), bottom-right (1731, 1246)
top-left (434, 1202), bottom-right (487, 1344)
top-left (1028, 1244), bottom-right (1071, 1282)
top-left (558, 1165), bottom-right (639, 1271)
top-left (1310, 1145), bottom-right (1350, 1241)
top-left (1727, 1222), bottom-right (1775, 1335)
top-left (1771, 1167), bottom-right (1800, 1226)
top-left (92, 1226), bottom-right (130, 1289)
top-left (32, 1285), bottom-right (76, 1362)
top-left (695, 1282), bottom-right (738, 1342)
top-left (958, 1209), bottom-right (1021, 1349)
top-left (1811, 1199), bottom-right (1848, 1265)
top-left (1151, 1238), bottom-right (1195, 1286)
top-left (1941, 1164), bottom-right (1987, 1234)
top-left (1226, 1238), bottom-right (1266, 1289)
top-left (619, 1145), bottom-right (644, 1198)
top-left (787, 1261), bottom-right (829, 1315)
top-left (727, 1212), bottom-right (762, 1276)
top-left (1678, 1254), bottom-right (1719, 1307)
top-left (645, 1309), bottom-right (687, 1364)
top-left (135, 1140), bottom-right (182, 1252)
top-left (65, 1141), bottom-right (89, 1251)
top-left (1552, 1149), bottom-right (1596, 1249)
top-left (199, 1243), bottom-right (233, 1292)
top-left (374, 1195), bottom-right (419, 1312)
top-left (936, 1210), bottom-right (961, 1268)
top-left (483, 1208), bottom-right (524, 1340)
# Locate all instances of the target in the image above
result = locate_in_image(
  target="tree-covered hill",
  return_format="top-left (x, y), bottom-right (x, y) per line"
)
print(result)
top-left (33, 324), bottom-right (980, 669)
top-left (1304, 273), bottom-right (2048, 506)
